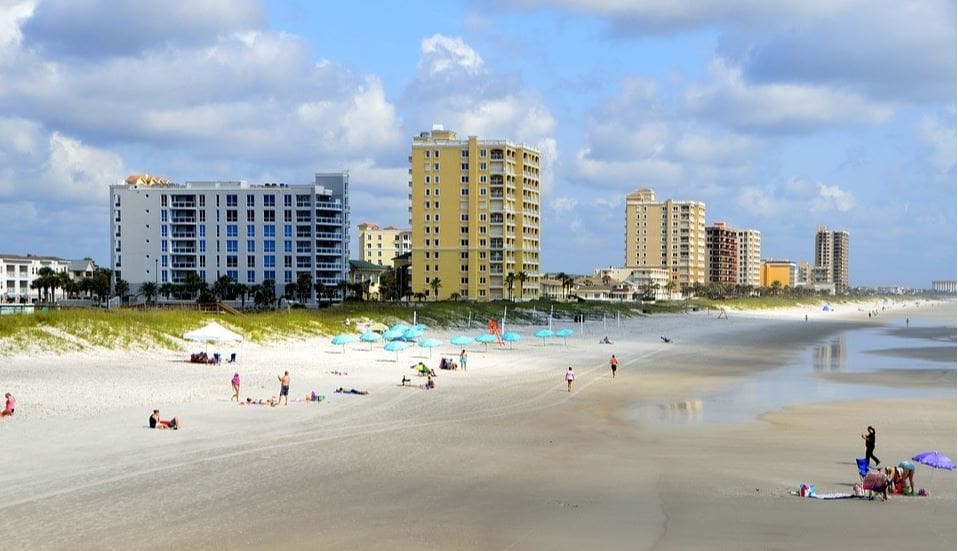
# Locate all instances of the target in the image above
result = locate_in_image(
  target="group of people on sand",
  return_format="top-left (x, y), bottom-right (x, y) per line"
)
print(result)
top-left (860, 425), bottom-right (919, 500)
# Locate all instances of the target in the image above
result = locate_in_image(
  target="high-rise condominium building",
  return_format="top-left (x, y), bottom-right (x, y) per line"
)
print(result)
top-left (625, 188), bottom-right (706, 288)
top-left (706, 222), bottom-right (738, 285)
top-left (110, 172), bottom-right (350, 303)
top-left (736, 228), bottom-right (761, 287)
top-left (814, 226), bottom-right (849, 294)
top-left (358, 223), bottom-right (411, 266)
top-left (408, 126), bottom-right (541, 300)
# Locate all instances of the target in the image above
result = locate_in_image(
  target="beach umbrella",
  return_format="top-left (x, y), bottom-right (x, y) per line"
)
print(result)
top-left (450, 336), bottom-right (472, 347)
top-left (390, 323), bottom-right (410, 333)
top-left (534, 329), bottom-right (554, 345)
top-left (369, 322), bottom-right (389, 333)
top-left (184, 321), bottom-right (243, 354)
top-left (330, 334), bottom-right (355, 353)
top-left (475, 333), bottom-right (497, 351)
top-left (360, 331), bottom-right (381, 350)
top-left (912, 451), bottom-right (956, 470)
top-left (384, 340), bottom-right (408, 362)
top-left (413, 324), bottom-right (429, 331)
top-left (418, 338), bottom-right (442, 357)
top-left (502, 332), bottom-right (521, 349)
top-left (383, 329), bottom-right (405, 341)
top-left (555, 328), bottom-right (574, 345)
top-left (403, 327), bottom-right (424, 341)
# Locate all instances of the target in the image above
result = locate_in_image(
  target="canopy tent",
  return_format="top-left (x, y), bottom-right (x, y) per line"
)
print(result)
top-left (184, 321), bottom-right (243, 343)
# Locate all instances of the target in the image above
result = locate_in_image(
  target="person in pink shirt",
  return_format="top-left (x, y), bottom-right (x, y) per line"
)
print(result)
top-left (1, 392), bottom-right (16, 417)
top-left (231, 373), bottom-right (241, 402)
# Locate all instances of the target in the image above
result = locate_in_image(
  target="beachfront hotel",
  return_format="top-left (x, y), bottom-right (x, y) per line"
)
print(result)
top-left (760, 259), bottom-right (797, 288)
top-left (408, 126), bottom-right (541, 300)
top-left (736, 228), bottom-right (761, 287)
top-left (624, 188), bottom-right (706, 288)
top-left (705, 222), bottom-right (738, 285)
top-left (109, 173), bottom-right (350, 303)
top-left (358, 223), bottom-right (411, 267)
top-left (814, 226), bottom-right (850, 294)
top-left (0, 254), bottom-right (97, 303)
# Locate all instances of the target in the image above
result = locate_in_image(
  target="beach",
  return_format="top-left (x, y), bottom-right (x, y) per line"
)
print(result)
top-left (0, 300), bottom-right (954, 549)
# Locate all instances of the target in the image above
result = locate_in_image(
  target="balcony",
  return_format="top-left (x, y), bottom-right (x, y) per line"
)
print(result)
top-left (315, 217), bottom-right (342, 225)
top-left (315, 262), bottom-right (343, 270)
top-left (315, 247), bottom-right (343, 255)
top-left (170, 215), bottom-right (196, 224)
top-left (171, 231), bottom-right (196, 239)
top-left (171, 246), bottom-right (196, 254)
top-left (315, 201), bottom-right (342, 210)
top-left (316, 232), bottom-right (343, 240)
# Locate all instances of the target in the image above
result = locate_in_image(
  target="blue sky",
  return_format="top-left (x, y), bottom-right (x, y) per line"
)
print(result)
top-left (0, 0), bottom-right (954, 287)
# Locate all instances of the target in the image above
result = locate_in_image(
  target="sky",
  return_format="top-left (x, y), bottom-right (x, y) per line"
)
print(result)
top-left (0, 0), bottom-right (954, 288)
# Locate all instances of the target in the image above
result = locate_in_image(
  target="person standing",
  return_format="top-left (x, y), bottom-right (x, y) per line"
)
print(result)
top-left (277, 371), bottom-right (291, 405)
top-left (565, 367), bottom-right (575, 392)
top-left (231, 373), bottom-right (241, 402)
top-left (609, 355), bottom-right (618, 378)
top-left (862, 426), bottom-right (880, 467)
top-left (1, 392), bottom-right (15, 417)
top-left (459, 349), bottom-right (468, 371)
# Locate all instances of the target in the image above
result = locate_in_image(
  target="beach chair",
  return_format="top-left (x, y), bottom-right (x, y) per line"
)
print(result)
top-left (856, 457), bottom-right (870, 479)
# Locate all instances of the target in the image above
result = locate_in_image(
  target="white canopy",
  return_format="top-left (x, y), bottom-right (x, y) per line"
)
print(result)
top-left (183, 321), bottom-right (243, 343)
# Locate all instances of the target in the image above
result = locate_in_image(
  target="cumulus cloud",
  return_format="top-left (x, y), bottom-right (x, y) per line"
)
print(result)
top-left (684, 59), bottom-right (894, 133)
top-left (916, 115), bottom-right (957, 174)
top-left (418, 34), bottom-right (484, 76)
top-left (811, 183), bottom-right (855, 212)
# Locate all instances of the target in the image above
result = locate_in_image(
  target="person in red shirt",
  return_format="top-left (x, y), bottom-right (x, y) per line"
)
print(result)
top-left (1, 393), bottom-right (15, 417)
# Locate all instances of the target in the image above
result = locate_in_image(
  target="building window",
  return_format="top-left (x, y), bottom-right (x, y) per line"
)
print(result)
top-left (247, 270), bottom-right (256, 283)
top-left (264, 194), bottom-right (275, 207)
top-left (264, 225), bottom-right (276, 237)
top-left (247, 195), bottom-right (255, 207)
top-left (227, 270), bottom-right (238, 282)
top-left (264, 256), bottom-right (276, 268)
top-left (227, 210), bottom-right (238, 222)
top-left (226, 194), bottom-right (237, 207)
top-left (227, 240), bottom-right (238, 253)
top-left (247, 240), bottom-right (255, 252)
top-left (247, 225), bottom-right (255, 237)
top-left (227, 255), bottom-right (238, 268)
top-left (264, 240), bottom-right (276, 253)
top-left (264, 210), bottom-right (275, 222)
top-left (227, 225), bottom-right (238, 237)
top-left (461, 163), bottom-right (469, 170)
top-left (460, 176), bottom-right (469, 184)
top-left (284, 224), bottom-right (292, 237)
top-left (461, 150), bottom-right (469, 157)
top-left (247, 255), bottom-right (256, 267)
top-left (247, 210), bottom-right (255, 222)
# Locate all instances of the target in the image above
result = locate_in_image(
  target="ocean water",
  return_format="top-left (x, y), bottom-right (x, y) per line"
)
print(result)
top-left (631, 310), bottom-right (957, 426)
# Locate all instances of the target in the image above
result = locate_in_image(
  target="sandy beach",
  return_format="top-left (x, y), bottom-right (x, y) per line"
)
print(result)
top-left (0, 299), bottom-right (954, 550)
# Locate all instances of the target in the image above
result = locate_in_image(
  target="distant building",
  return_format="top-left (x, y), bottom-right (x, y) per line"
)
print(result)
top-left (358, 223), bottom-right (411, 267)
top-left (409, 126), bottom-right (541, 300)
top-left (736, 228), bottom-right (762, 287)
top-left (814, 226), bottom-right (849, 294)
top-left (932, 280), bottom-right (956, 293)
top-left (625, 188), bottom-right (706, 288)
top-left (797, 260), bottom-right (813, 287)
top-left (0, 254), bottom-right (97, 302)
top-left (706, 222), bottom-right (739, 285)
top-left (348, 259), bottom-right (387, 300)
top-left (109, 173), bottom-right (350, 304)
top-left (760, 259), bottom-right (797, 289)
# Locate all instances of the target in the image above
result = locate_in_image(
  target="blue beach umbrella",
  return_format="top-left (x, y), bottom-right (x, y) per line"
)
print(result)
top-left (418, 337), bottom-right (442, 357)
top-left (360, 331), bottom-right (381, 350)
top-left (390, 323), bottom-right (410, 333)
top-left (555, 328), bottom-right (574, 345)
top-left (534, 329), bottom-right (554, 345)
top-left (383, 329), bottom-right (405, 341)
top-left (502, 332), bottom-right (521, 349)
top-left (403, 327), bottom-right (424, 341)
top-left (475, 333), bottom-right (497, 351)
top-left (384, 340), bottom-right (408, 362)
top-left (413, 324), bottom-right (429, 331)
top-left (330, 334), bottom-right (355, 353)
top-left (450, 336), bottom-right (473, 347)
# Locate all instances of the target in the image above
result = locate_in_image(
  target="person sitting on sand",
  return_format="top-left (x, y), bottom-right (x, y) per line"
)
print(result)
top-left (424, 375), bottom-right (435, 390)
top-left (335, 388), bottom-right (369, 395)
top-left (149, 409), bottom-right (180, 430)
top-left (660, 336), bottom-right (672, 343)
top-left (401, 376), bottom-right (411, 386)
top-left (1, 392), bottom-right (15, 418)
top-left (891, 461), bottom-right (916, 494)
top-left (600, 336), bottom-right (613, 344)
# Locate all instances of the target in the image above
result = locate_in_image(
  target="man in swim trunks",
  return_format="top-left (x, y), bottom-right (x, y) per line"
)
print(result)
top-left (277, 371), bottom-right (291, 405)
top-left (1, 392), bottom-right (15, 417)
top-left (609, 355), bottom-right (618, 378)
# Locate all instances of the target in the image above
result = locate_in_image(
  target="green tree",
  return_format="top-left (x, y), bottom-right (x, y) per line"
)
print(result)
top-left (665, 280), bottom-right (677, 299)
top-left (296, 272), bottom-right (313, 303)
top-left (212, 275), bottom-right (234, 301)
top-left (516, 271), bottom-right (528, 301)
top-left (114, 278), bottom-right (130, 302)
top-left (429, 277), bottom-right (441, 301)
top-left (504, 272), bottom-right (515, 301)
top-left (140, 281), bottom-right (158, 304)
top-left (378, 268), bottom-right (398, 301)
top-left (182, 272), bottom-right (204, 300)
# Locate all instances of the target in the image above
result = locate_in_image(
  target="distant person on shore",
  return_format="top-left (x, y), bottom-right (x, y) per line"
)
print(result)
top-left (862, 426), bottom-right (880, 467)
top-left (425, 375), bottom-right (435, 389)
top-left (277, 371), bottom-right (291, 405)
top-left (1, 392), bottom-right (15, 417)
top-left (906, 317), bottom-right (909, 327)
top-left (459, 349), bottom-right (468, 371)
top-left (609, 355), bottom-right (618, 378)
top-left (600, 336), bottom-right (613, 344)
top-left (231, 373), bottom-right (241, 402)
top-left (335, 388), bottom-right (369, 395)
top-left (805, 314), bottom-right (808, 322)
top-left (894, 460), bottom-right (916, 494)
top-left (565, 367), bottom-right (575, 392)
top-left (401, 375), bottom-right (411, 386)
top-left (149, 410), bottom-right (179, 430)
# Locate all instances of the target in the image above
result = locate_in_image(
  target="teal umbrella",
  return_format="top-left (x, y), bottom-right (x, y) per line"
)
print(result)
top-left (384, 340), bottom-right (408, 362)
top-left (360, 331), bottom-right (381, 350)
top-left (450, 336), bottom-right (472, 346)
top-left (403, 327), bottom-right (424, 341)
top-left (418, 338), bottom-right (442, 357)
top-left (390, 323), bottom-right (410, 333)
top-left (383, 329), bottom-right (405, 341)
top-left (413, 324), bottom-right (429, 331)
top-left (555, 328), bottom-right (574, 345)
top-left (534, 329), bottom-right (554, 345)
top-left (502, 332), bottom-right (521, 349)
top-left (475, 333), bottom-right (497, 351)
top-left (331, 334), bottom-right (355, 353)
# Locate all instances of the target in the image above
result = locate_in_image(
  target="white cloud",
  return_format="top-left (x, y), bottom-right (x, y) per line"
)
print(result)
top-left (916, 115), bottom-right (957, 173)
top-left (550, 196), bottom-right (578, 213)
top-left (419, 34), bottom-right (484, 76)
top-left (811, 183), bottom-right (855, 212)
top-left (684, 59), bottom-right (895, 132)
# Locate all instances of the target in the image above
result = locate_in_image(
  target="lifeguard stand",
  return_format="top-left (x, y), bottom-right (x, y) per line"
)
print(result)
top-left (487, 319), bottom-right (504, 346)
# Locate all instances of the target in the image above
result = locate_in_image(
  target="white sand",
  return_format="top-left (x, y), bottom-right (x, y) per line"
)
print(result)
top-left (0, 299), bottom-right (954, 549)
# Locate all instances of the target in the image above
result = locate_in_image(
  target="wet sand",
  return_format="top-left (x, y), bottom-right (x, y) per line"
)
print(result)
top-left (0, 301), bottom-right (954, 549)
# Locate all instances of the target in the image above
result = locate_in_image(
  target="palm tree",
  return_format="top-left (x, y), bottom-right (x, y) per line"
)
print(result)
top-left (140, 281), bottom-right (158, 304)
top-left (504, 272), bottom-right (515, 301)
top-left (413, 292), bottom-right (426, 303)
top-left (296, 272), bottom-right (313, 304)
top-left (554, 272), bottom-right (568, 300)
top-left (212, 275), bottom-right (233, 301)
top-left (770, 280), bottom-right (783, 296)
top-left (234, 283), bottom-right (249, 309)
top-left (516, 271), bottom-right (528, 301)
top-left (665, 280), bottom-right (677, 300)
top-left (182, 272), bottom-right (204, 300)
top-left (114, 279), bottom-right (130, 302)
top-left (429, 277), bottom-right (441, 301)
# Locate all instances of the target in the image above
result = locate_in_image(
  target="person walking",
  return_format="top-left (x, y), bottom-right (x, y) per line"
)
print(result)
top-left (862, 426), bottom-right (880, 467)
top-left (231, 373), bottom-right (241, 402)
top-left (459, 349), bottom-right (468, 371)
top-left (565, 367), bottom-right (575, 392)
top-left (277, 371), bottom-right (291, 405)
top-left (609, 355), bottom-right (618, 378)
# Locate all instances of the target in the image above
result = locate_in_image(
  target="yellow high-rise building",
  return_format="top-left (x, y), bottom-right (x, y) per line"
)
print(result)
top-left (358, 222), bottom-right (410, 267)
top-left (409, 126), bottom-right (541, 300)
top-left (624, 188), bottom-right (706, 288)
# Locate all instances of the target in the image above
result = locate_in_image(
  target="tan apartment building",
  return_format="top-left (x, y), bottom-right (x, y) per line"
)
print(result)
top-left (409, 126), bottom-right (541, 300)
top-left (358, 223), bottom-right (411, 267)
top-left (814, 226), bottom-right (849, 294)
top-left (625, 188), bottom-right (706, 288)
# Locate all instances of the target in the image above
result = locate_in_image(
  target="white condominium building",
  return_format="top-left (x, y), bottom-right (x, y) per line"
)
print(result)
top-left (109, 173), bottom-right (350, 303)
top-left (1, 254), bottom-right (97, 302)
top-left (736, 228), bottom-right (761, 287)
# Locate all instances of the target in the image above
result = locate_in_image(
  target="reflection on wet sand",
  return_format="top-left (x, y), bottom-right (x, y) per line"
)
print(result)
top-left (814, 336), bottom-right (846, 371)
top-left (634, 399), bottom-right (704, 423)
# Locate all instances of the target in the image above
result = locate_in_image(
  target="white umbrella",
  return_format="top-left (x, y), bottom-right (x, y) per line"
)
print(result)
top-left (183, 321), bottom-right (243, 359)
